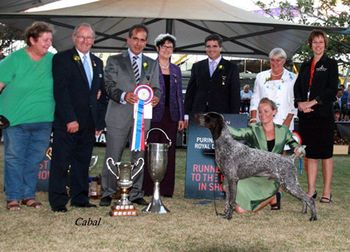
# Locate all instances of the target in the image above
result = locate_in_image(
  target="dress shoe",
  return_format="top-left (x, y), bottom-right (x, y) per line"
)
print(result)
top-left (270, 192), bottom-right (281, 210)
top-left (52, 206), bottom-right (68, 212)
top-left (132, 198), bottom-right (149, 206)
top-left (320, 193), bottom-right (332, 203)
top-left (99, 196), bottom-right (112, 207)
top-left (71, 202), bottom-right (97, 208)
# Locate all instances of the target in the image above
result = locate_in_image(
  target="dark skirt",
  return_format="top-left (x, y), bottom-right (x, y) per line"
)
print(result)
top-left (142, 107), bottom-right (178, 197)
top-left (298, 116), bottom-right (334, 159)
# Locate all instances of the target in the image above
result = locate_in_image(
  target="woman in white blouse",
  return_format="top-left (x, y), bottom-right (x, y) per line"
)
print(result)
top-left (249, 48), bottom-right (297, 130)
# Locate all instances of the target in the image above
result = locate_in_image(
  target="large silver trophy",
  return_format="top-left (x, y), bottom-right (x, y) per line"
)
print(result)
top-left (142, 128), bottom-right (171, 214)
top-left (106, 158), bottom-right (144, 216)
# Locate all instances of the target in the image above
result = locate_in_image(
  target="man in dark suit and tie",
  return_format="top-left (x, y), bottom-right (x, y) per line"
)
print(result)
top-left (99, 24), bottom-right (160, 207)
top-left (184, 34), bottom-right (240, 119)
top-left (49, 23), bottom-right (107, 212)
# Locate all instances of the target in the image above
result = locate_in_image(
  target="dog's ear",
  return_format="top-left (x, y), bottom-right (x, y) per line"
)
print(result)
top-left (206, 112), bottom-right (224, 121)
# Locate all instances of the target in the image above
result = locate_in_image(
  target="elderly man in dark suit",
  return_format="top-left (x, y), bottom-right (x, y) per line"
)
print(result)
top-left (99, 24), bottom-right (160, 207)
top-left (49, 23), bottom-right (107, 212)
top-left (184, 34), bottom-right (240, 119)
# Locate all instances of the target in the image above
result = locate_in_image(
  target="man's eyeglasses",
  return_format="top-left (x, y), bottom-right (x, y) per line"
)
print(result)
top-left (76, 36), bottom-right (94, 41)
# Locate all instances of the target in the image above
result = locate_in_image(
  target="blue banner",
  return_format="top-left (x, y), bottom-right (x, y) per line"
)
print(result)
top-left (184, 114), bottom-right (248, 199)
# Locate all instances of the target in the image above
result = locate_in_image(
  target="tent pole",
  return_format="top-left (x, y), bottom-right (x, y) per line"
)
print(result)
top-left (166, 19), bottom-right (173, 34)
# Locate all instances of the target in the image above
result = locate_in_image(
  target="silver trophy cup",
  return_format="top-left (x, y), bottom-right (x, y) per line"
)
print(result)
top-left (142, 128), bottom-right (172, 214)
top-left (106, 158), bottom-right (144, 216)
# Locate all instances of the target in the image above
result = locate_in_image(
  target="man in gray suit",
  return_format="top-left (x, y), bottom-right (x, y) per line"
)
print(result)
top-left (100, 24), bottom-right (160, 206)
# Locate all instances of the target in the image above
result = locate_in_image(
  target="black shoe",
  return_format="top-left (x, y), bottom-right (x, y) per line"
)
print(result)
top-left (320, 194), bottom-right (332, 203)
top-left (271, 192), bottom-right (281, 210)
top-left (71, 202), bottom-right (97, 208)
top-left (312, 191), bottom-right (317, 199)
top-left (99, 196), bottom-right (112, 207)
top-left (52, 206), bottom-right (68, 212)
top-left (132, 198), bottom-right (149, 206)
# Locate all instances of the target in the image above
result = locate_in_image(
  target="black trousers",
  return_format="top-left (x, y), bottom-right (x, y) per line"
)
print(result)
top-left (49, 122), bottom-right (95, 208)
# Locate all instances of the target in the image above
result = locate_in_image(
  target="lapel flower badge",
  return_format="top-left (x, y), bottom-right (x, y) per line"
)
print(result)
top-left (143, 61), bottom-right (149, 71)
top-left (92, 60), bottom-right (96, 67)
top-left (73, 55), bottom-right (81, 62)
top-left (218, 64), bottom-right (224, 71)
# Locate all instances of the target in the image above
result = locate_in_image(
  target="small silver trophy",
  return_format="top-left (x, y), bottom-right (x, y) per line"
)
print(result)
top-left (106, 158), bottom-right (144, 216)
top-left (142, 128), bottom-right (171, 214)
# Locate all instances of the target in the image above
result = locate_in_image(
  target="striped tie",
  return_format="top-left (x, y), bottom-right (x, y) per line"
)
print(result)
top-left (132, 55), bottom-right (140, 84)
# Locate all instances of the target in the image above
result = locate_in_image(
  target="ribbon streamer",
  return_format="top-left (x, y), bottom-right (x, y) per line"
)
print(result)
top-left (131, 99), bottom-right (145, 151)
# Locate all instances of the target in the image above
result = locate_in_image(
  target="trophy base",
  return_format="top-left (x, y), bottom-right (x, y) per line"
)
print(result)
top-left (109, 204), bottom-right (137, 217)
top-left (142, 198), bottom-right (170, 214)
top-left (142, 182), bottom-right (169, 214)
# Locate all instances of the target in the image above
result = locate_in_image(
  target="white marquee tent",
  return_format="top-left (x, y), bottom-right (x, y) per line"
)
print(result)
top-left (0, 0), bottom-right (57, 12)
top-left (0, 0), bottom-right (343, 58)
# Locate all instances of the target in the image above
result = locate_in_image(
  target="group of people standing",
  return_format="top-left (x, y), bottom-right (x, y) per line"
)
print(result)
top-left (334, 84), bottom-right (350, 121)
top-left (0, 21), bottom-right (338, 213)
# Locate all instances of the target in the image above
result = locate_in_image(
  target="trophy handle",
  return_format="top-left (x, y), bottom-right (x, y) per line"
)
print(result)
top-left (106, 157), bottom-right (120, 180)
top-left (89, 155), bottom-right (99, 171)
top-left (131, 158), bottom-right (144, 180)
top-left (145, 128), bottom-right (172, 147)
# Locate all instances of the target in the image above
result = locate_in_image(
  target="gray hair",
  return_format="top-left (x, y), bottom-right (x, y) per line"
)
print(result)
top-left (269, 48), bottom-right (287, 59)
top-left (73, 23), bottom-right (95, 38)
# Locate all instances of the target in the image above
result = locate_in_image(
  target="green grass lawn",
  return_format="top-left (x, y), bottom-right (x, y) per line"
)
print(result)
top-left (1, 145), bottom-right (350, 251)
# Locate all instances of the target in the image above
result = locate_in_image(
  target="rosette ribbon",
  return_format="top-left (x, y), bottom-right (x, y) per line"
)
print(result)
top-left (131, 99), bottom-right (145, 151)
top-left (130, 84), bottom-right (153, 152)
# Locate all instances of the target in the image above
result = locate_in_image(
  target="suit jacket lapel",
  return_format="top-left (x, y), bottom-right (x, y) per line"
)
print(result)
top-left (212, 58), bottom-right (225, 77)
top-left (72, 48), bottom-right (90, 88)
top-left (205, 59), bottom-right (211, 77)
top-left (90, 53), bottom-right (98, 90)
top-left (141, 54), bottom-right (151, 84)
top-left (124, 51), bottom-right (137, 86)
top-left (255, 125), bottom-right (268, 151)
top-left (272, 125), bottom-right (286, 154)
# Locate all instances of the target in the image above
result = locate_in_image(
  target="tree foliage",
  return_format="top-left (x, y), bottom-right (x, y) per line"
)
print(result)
top-left (255, 0), bottom-right (350, 65)
top-left (0, 23), bottom-right (21, 52)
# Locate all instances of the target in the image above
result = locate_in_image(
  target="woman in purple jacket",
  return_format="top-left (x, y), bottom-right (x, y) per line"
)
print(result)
top-left (143, 34), bottom-right (185, 197)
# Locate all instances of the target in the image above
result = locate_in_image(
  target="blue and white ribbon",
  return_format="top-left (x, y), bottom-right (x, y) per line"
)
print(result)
top-left (131, 99), bottom-right (145, 151)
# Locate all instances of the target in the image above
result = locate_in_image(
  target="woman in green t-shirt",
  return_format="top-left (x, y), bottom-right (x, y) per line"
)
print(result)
top-left (0, 22), bottom-right (55, 211)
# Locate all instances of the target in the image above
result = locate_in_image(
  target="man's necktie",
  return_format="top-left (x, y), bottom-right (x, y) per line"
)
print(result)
top-left (83, 54), bottom-right (92, 89)
top-left (132, 55), bottom-right (140, 84)
top-left (209, 61), bottom-right (216, 77)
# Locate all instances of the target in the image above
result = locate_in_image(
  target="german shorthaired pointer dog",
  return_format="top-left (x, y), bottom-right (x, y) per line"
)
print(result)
top-left (196, 112), bottom-right (317, 221)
